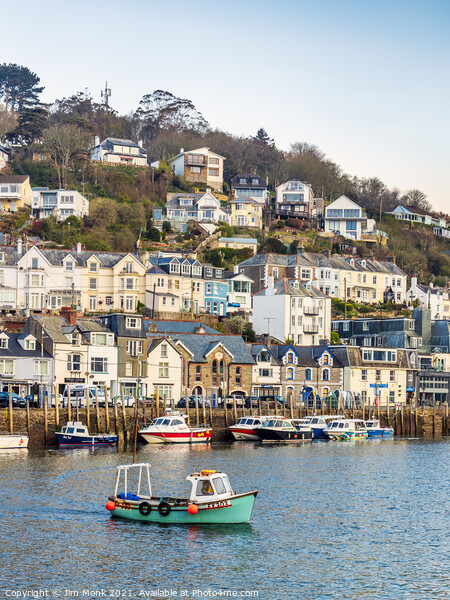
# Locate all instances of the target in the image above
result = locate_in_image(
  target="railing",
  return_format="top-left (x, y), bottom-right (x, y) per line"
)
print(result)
top-left (303, 307), bottom-right (319, 316)
top-left (303, 324), bottom-right (320, 333)
top-left (186, 156), bottom-right (207, 166)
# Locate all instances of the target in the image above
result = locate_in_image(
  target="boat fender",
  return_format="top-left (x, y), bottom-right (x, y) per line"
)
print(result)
top-left (158, 500), bottom-right (171, 517)
top-left (139, 501), bottom-right (152, 516)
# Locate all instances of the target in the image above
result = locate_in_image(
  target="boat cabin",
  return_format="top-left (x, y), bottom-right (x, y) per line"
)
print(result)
top-left (326, 419), bottom-right (366, 432)
top-left (186, 470), bottom-right (234, 502)
top-left (61, 421), bottom-right (89, 436)
top-left (234, 417), bottom-right (264, 427)
top-left (152, 415), bottom-right (189, 430)
top-left (365, 419), bottom-right (380, 429)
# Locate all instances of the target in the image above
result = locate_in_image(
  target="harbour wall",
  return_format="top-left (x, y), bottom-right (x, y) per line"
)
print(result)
top-left (0, 404), bottom-right (448, 448)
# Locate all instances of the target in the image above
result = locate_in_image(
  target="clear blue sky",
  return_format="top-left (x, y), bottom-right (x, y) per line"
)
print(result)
top-left (2, 0), bottom-right (449, 212)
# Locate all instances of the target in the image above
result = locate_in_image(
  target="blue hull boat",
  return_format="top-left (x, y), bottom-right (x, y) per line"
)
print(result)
top-left (366, 419), bottom-right (394, 438)
top-left (56, 421), bottom-right (117, 447)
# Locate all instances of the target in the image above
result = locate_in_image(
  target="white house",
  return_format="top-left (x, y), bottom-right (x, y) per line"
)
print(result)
top-left (224, 268), bottom-right (253, 314)
top-left (230, 174), bottom-right (269, 204)
top-left (91, 137), bottom-right (148, 166)
top-left (166, 190), bottom-right (229, 224)
top-left (275, 180), bottom-right (315, 219)
top-left (146, 338), bottom-right (183, 404)
top-left (324, 196), bottom-right (367, 240)
top-left (168, 147), bottom-right (225, 192)
top-left (32, 188), bottom-right (89, 221)
top-left (252, 277), bottom-right (332, 345)
top-left (387, 205), bottom-right (447, 228)
top-left (407, 277), bottom-right (450, 320)
top-left (249, 343), bottom-right (282, 398)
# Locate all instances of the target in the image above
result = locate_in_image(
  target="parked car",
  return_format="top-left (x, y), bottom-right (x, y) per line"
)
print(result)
top-left (0, 392), bottom-right (27, 408)
top-left (177, 396), bottom-right (211, 409)
top-left (25, 393), bottom-right (63, 408)
top-left (111, 395), bottom-right (136, 407)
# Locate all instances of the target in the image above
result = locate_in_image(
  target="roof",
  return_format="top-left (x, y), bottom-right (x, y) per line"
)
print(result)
top-left (218, 238), bottom-right (258, 244)
top-left (229, 195), bottom-right (261, 205)
top-left (254, 277), bottom-right (328, 298)
top-left (161, 333), bottom-right (254, 364)
top-left (144, 320), bottom-right (220, 334)
top-left (0, 175), bottom-right (29, 184)
top-left (0, 332), bottom-right (51, 359)
top-left (169, 147), bottom-right (226, 161)
top-left (0, 246), bottom-right (144, 268)
top-left (269, 344), bottom-right (349, 368)
top-left (231, 174), bottom-right (267, 189)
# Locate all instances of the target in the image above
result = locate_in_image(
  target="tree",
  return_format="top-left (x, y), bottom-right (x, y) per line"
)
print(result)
top-left (0, 105), bottom-right (18, 141)
top-left (147, 227), bottom-right (160, 242)
top-left (135, 90), bottom-right (209, 142)
top-left (7, 106), bottom-right (48, 143)
top-left (42, 124), bottom-right (92, 188)
top-left (0, 63), bottom-right (44, 112)
top-left (254, 128), bottom-right (274, 146)
top-left (402, 189), bottom-right (431, 212)
top-left (330, 331), bottom-right (340, 345)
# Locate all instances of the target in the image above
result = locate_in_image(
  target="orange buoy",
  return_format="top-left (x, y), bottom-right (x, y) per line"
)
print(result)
top-left (188, 504), bottom-right (199, 515)
top-left (106, 501), bottom-right (116, 511)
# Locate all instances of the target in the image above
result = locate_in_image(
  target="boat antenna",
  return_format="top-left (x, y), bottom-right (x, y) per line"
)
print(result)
top-left (132, 386), bottom-right (139, 464)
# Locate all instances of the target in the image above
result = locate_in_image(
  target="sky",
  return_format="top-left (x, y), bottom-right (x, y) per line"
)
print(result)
top-left (2, 0), bottom-right (449, 212)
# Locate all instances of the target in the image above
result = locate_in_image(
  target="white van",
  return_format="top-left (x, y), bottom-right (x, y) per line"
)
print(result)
top-left (62, 385), bottom-right (106, 408)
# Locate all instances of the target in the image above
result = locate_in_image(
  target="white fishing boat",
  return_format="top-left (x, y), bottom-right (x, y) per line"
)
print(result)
top-left (229, 415), bottom-right (276, 441)
top-left (0, 432), bottom-right (29, 449)
top-left (324, 419), bottom-right (368, 440)
top-left (139, 411), bottom-right (212, 444)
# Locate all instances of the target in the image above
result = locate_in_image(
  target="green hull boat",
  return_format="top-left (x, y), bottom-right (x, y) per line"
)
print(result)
top-left (106, 463), bottom-right (257, 524)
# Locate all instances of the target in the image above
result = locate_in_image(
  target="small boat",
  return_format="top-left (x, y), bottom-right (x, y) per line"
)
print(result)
top-left (309, 415), bottom-right (345, 439)
top-left (106, 464), bottom-right (257, 524)
top-left (365, 419), bottom-right (394, 438)
top-left (55, 421), bottom-right (117, 447)
top-left (255, 417), bottom-right (313, 442)
top-left (229, 415), bottom-right (276, 441)
top-left (324, 419), bottom-right (368, 441)
top-left (139, 411), bottom-right (212, 444)
top-left (0, 432), bottom-right (29, 449)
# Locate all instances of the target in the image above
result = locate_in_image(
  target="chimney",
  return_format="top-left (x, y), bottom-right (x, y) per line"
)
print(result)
top-left (322, 248), bottom-right (330, 258)
top-left (429, 282), bottom-right (434, 289)
top-left (234, 265), bottom-right (239, 275)
top-left (138, 140), bottom-right (143, 148)
top-left (411, 276), bottom-right (417, 289)
top-left (76, 242), bottom-right (82, 254)
top-left (60, 306), bottom-right (82, 326)
top-left (94, 135), bottom-right (100, 146)
top-left (297, 242), bottom-right (304, 256)
top-left (386, 254), bottom-right (396, 264)
top-left (17, 238), bottom-right (22, 256)
top-left (206, 186), bottom-right (212, 194)
top-left (180, 148), bottom-right (184, 154)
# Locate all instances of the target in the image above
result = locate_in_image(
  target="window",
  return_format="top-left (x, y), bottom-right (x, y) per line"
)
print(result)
top-left (125, 362), bottom-right (133, 376)
top-left (259, 368), bottom-right (273, 377)
top-left (362, 369), bottom-right (367, 381)
top-left (31, 258), bottom-right (38, 269)
top-left (67, 354), bottom-right (81, 371)
top-left (287, 352), bottom-right (294, 363)
top-left (89, 278), bottom-right (97, 290)
top-left (305, 368), bottom-right (312, 380)
top-left (124, 262), bottom-right (133, 273)
top-left (127, 340), bottom-right (143, 356)
top-left (322, 354), bottom-right (329, 365)
top-left (125, 278), bottom-right (134, 290)
top-left (25, 339), bottom-right (36, 350)
top-left (373, 276), bottom-right (377, 284)
top-left (362, 321), bottom-right (369, 331)
top-left (105, 296), bottom-right (113, 307)
top-left (322, 368), bottom-right (329, 381)
top-left (390, 370), bottom-right (395, 382)
top-left (65, 277), bottom-right (73, 289)
top-left (155, 385), bottom-right (173, 400)
top-left (235, 366), bottom-right (241, 385)
top-left (126, 317), bottom-right (139, 329)
top-left (206, 283), bottom-right (212, 294)
top-left (161, 344), bottom-right (168, 358)
top-left (34, 360), bottom-right (49, 376)
top-left (389, 390), bottom-right (395, 403)
top-left (287, 367), bottom-right (294, 380)
top-left (191, 166), bottom-right (201, 173)
top-left (65, 261), bottom-right (74, 272)
top-left (0, 359), bottom-right (13, 375)
top-left (159, 363), bottom-right (169, 378)
top-left (92, 333), bottom-right (107, 345)
top-left (195, 366), bottom-right (202, 381)
top-left (327, 209), bottom-right (343, 218)
top-left (208, 168), bottom-right (219, 176)
top-left (89, 296), bottom-right (97, 311)
top-left (89, 262), bottom-right (98, 272)
top-left (0, 338), bottom-right (7, 349)
top-left (91, 357), bottom-right (107, 373)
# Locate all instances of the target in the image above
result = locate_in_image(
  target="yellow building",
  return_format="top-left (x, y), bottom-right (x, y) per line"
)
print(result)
top-left (0, 175), bottom-right (32, 213)
top-left (229, 196), bottom-right (263, 228)
top-left (81, 252), bottom-right (147, 313)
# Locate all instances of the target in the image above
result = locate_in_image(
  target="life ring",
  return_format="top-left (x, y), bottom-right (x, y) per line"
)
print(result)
top-left (158, 500), bottom-right (171, 517)
top-left (138, 501), bottom-right (152, 516)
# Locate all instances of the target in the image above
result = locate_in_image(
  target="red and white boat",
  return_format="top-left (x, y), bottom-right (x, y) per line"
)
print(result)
top-left (229, 415), bottom-right (277, 441)
top-left (139, 412), bottom-right (212, 444)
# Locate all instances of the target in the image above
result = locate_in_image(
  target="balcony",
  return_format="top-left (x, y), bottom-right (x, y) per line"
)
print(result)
top-left (303, 324), bottom-right (320, 333)
top-left (303, 306), bottom-right (319, 316)
top-left (186, 155), bottom-right (207, 166)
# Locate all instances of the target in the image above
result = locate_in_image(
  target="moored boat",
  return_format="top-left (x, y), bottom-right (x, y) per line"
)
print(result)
top-left (229, 415), bottom-right (275, 441)
top-left (0, 432), bottom-right (29, 449)
top-left (139, 412), bottom-right (212, 444)
top-left (365, 419), bottom-right (394, 438)
top-left (56, 421), bottom-right (117, 447)
top-left (309, 415), bottom-right (345, 439)
top-left (106, 464), bottom-right (257, 524)
top-left (324, 419), bottom-right (367, 441)
top-left (255, 417), bottom-right (313, 442)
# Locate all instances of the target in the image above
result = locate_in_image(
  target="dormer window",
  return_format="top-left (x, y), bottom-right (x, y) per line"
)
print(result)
top-left (287, 352), bottom-right (294, 363)
top-left (65, 261), bottom-right (74, 272)
top-left (25, 339), bottom-right (36, 350)
top-left (0, 337), bottom-right (8, 349)
top-left (322, 354), bottom-right (329, 365)
top-left (126, 317), bottom-right (140, 329)
top-left (124, 262), bottom-right (133, 273)
top-left (89, 262), bottom-right (98, 272)
top-left (31, 258), bottom-right (38, 269)
top-left (0, 252), bottom-right (4, 263)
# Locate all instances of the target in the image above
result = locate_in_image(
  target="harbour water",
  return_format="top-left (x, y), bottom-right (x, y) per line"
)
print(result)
top-left (0, 438), bottom-right (448, 599)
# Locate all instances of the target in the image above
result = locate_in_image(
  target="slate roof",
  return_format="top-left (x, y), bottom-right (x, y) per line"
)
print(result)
top-left (231, 174), bottom-right (267, 189)
top-left (0, 175), bottom-right (29, 184)
top-left (270, 345), bottom-right (349, 368)
top-left (99, 314), bottom-right (146, 338)
top-left (0, 246), bottom-right (144, 268)
top-left (0, 333), bottom-right (51, 359)
top-left (164, 333), bottom-right (255, 364)
top-left (144, 320), bottom-right (219, 334)
top-left (254, 277), bottom-right (328, 298)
